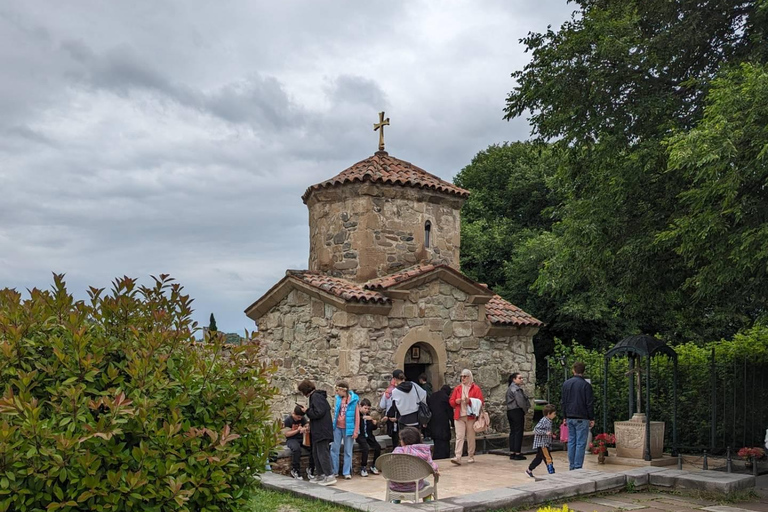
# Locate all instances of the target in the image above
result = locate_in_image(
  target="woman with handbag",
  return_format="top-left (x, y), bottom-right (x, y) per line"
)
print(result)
top-left (449, 369), bottom-right (484, 465)
top-left (506, 372), bottom-right (530, 460)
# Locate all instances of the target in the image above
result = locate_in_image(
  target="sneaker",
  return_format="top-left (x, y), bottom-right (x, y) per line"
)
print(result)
top-left (513, 454), bottom-right (527, 460)
top-left (360, 468), bottom-right (368, 477)
top-left (306, 468), bottom-right (315, 480)
top-left (318, 476), bottom-right (337, 486)
top-left (369, 466), bottom-right (380, 475)
top-left (467, 457), bottom-right (475, 463)
top-left (290, 469), bottom-right (301, 480)
top-left (450, 457), bottom-right (461, 465)
top-left (525, 469), bottom-right (534, 478)
top-left (547, 463), bottom-right (555, 474)
top-left (344, 474), bottom-right (352, 480)
top-left (310, 474), bottom-right (324, 484)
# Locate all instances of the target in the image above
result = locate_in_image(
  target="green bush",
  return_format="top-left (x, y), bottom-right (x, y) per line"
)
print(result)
top-left (0, 274), bottom-right (280, 512)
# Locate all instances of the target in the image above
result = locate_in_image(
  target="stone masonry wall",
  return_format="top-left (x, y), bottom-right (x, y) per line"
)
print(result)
top-left (306, 183), bottom-right (464, 282)
top-left (259, 280), bottom-right (536, 432)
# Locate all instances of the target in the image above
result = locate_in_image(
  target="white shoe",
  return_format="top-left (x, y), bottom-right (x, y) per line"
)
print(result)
top-left (370, 466), bottom-right (379, 475)
top-left (290, 469), bottom-right (301, 480)
top-left (360, 468), bottom-right (368, 477)
top-left (344, 474), bottom-right (352, 480)
top-left (319, 476), bottom-right (337, 486)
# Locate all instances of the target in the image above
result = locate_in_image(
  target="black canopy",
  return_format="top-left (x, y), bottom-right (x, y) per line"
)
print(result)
top-left (603, 335), bottom-right (678, 460)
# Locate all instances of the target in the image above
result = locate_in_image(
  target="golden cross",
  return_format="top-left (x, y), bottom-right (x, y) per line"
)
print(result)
top-left (373, 111), bottom-right (390, 151)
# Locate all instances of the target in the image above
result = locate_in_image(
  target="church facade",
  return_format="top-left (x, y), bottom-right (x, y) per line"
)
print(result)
top-left (245, 142), bottom-right (541, 430)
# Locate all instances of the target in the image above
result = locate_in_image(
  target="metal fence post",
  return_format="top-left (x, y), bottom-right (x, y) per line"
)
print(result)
top-left (703, 450), bottom-right (708, 470)
top-left (726, 446), bottom-right (732, 473)
top-left (710, 348), bottom-right (716, 452)
top-left (678, 452), bottom-right (683, 470)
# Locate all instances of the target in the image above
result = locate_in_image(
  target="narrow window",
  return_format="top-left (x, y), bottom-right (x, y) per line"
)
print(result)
top-left (425, 220), bottom-right (432, 248)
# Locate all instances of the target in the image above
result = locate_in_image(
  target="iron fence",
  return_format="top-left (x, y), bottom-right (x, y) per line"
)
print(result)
top-left (540, 350), bottom-right (768, 460)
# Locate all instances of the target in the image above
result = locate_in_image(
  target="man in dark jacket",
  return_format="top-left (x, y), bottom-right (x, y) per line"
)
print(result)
top-left (427, 385), bottom-right (455, 459)
top-left (561, 362), bottom-right (595, 470)
top-left (298, 380), bottom-right (336, 486)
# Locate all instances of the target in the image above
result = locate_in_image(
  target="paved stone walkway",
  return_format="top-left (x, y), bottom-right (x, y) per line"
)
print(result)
top-left (260, 457), bottom-right (763, 512)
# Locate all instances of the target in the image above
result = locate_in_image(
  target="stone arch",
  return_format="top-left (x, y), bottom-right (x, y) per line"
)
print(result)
top-left (393, 325), bottom-right (448, 388)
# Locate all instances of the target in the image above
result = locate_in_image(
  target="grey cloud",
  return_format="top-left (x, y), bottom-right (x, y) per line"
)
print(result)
top-left (0, 0), bottom-right (575, 334)
top-left (326, 75), bottom-right (387, 108)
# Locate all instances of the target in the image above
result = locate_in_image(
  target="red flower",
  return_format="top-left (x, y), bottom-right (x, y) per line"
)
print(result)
top-left (738, 447), bottom-right (766, 460)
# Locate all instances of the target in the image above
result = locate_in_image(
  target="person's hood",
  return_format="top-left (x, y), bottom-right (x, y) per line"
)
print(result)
top-left (314, 390), bottom-right (328, 399)
top-left (396, 381), bottom-right (413, 392)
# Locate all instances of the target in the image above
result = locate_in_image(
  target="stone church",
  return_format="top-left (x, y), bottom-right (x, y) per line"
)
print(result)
top-left (245, 118), bottom-right (541, 429)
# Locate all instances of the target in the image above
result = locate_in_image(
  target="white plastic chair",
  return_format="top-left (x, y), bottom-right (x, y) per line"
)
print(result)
top-left (377, 452), bottom-right (439, 503)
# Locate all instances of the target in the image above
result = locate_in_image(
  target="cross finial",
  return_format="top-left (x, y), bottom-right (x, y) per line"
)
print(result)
top-left (373, 111), bottom-right (390, 152)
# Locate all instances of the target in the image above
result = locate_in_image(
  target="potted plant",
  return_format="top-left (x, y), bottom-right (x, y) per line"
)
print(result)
top-left (590, 433), bottom-right (616, 463)
top-left (737, 447), bottom-right (766, 469)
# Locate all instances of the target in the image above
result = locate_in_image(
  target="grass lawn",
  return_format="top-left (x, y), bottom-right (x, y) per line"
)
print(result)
top-left (248, 486), bottom-right (357, 512)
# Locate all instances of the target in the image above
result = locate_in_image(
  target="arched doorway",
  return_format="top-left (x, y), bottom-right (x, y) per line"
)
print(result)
top-left (404, 342), bottom-right (435, 387)
top-left (393, 326), bottom-right (447, 389)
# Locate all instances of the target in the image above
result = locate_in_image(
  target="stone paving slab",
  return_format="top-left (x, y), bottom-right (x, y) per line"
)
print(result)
top-left (586, 497), bottom-right (649, 510)
top-left (539, 469), bottom-right (626, 492)
top-left (566, 501), bottom-right (619, 512)
top-left (440, 488), bottom-right (534, 512)
top-left (407, 500), bottom-right (465, 512)
top-left (674, 471), bottom-right (756, 494)
top-left (656, 496), bottom-right (719, 507)
top-left (703, 507), bottom-right (764, 512)
top-left (621, 467), bottom-right (670, 487)
top-left (649, 469), bottom-right (691, 487)
top-left (512, 479), bottom-right (596, 502)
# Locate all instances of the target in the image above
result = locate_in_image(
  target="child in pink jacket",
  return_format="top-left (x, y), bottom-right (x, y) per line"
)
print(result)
top-left (390, 427), bottom-right (439, 502)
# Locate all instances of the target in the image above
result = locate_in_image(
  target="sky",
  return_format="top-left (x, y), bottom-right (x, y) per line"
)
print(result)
top-left (0, 1), bottom-right (575, 335)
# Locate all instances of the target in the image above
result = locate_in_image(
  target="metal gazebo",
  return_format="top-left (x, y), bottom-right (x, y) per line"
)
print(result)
top-left (603, 334), bottom-right (678, 460)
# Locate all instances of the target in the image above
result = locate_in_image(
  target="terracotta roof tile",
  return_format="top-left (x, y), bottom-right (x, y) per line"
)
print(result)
top-left (302, 151), bottom-right (470, 203)
top-left (287, 270), bottom-right (390, 304)
top-left (286, 268), bottom-right (541, 327)
top-left (364, 264), bottom-right (439, 290)
top-left (485, 295), bottom-right (543, 327)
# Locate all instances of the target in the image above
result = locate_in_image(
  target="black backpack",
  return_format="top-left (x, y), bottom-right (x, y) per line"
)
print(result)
top-left (416, 386), bottom-right (432, 426)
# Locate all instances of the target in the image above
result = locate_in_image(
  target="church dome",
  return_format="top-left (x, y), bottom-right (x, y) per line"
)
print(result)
top-left (301, 150), bottom-right (469, 204)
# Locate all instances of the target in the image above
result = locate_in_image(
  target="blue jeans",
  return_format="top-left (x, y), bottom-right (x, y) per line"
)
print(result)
top-left (567, 419), bottom-right (590, 470)
top-left (331, 426), bottom-right (354, 476)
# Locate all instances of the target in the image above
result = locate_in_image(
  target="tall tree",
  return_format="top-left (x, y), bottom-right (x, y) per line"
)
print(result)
top-left (456, 142), bottom-right (629, 359)
top-left (209, 313), bottom-right (218, 333)
top-left (661, 63), bottom-right (768, 325)
top-left (504, 0), bottom-right (767, 343)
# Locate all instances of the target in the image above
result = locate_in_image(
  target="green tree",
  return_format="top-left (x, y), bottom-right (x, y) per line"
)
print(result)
top-left (209, 312), bottom-right (218, 332)
top-left (455, 141), bottom-right (558, 294)
top-left (661, 63), bottom-right (768, 322)
top-left (504, 0), bottom-right (767, 343)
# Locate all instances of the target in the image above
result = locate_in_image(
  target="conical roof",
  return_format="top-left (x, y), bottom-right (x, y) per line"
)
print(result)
top-left (301, 150), bottom-right (470, 204)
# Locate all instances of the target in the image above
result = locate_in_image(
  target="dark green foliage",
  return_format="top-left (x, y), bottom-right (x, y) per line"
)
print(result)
top-left (0, 274), bottom-right (280, 512)
top-left (661, 63), bottom-right (768, 323)
top-left (501, 0), bottom-right (768, 344)
top-left (209, 313), bottom-right (218, 333)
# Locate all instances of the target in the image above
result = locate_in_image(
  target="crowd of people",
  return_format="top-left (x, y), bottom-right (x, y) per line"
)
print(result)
top-left (284, 361), bottom-right (595, 492)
